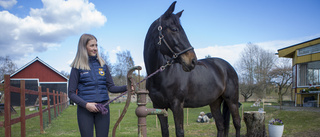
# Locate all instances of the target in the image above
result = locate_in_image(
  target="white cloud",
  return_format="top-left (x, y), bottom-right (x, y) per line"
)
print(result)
top-left (0, 0), bottom-right (107, 59)
top-left (194, 38), bottom-right (312, 67)
top-left (195, 44), bottom-right (246, 66)
top-left (111, 46), bottom-right (122, 53)
top-left (0, 0), bottom-right (17, 9)
top-left (108, 46), bottom-right (122, 63)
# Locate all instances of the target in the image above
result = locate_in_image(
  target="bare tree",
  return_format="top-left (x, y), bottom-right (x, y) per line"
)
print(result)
top-left (0, 56), bottom-right (18, 81)
top-left (236, 43), bottom-right (259, 100)
top-left (60, 71), bottom-right (70, 78)
top-left (99, 47), bottom-right (114, 75)
top-left (205, 54), bottom-right (212, 58)
top-left (239, 75), bottom-right (256, 102)
top-left (236, 43), bottom-right (277, 100)
top-left (113, 50), bottom-right (134, 86)
top-left (269, 58), bottom-right (292, 109)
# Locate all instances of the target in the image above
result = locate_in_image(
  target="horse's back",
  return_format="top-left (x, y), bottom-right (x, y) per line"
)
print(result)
top-left (199, 57), bottom-right (234, 68)
top-left (197, 57), bottom-right (237, 76)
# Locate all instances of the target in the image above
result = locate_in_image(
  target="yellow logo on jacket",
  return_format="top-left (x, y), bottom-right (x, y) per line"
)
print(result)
top-left (99, 68), bottom-right (105, 76)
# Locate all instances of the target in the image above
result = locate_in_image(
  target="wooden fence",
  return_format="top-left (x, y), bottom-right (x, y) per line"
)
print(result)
top-left (0, 75), bottom-right (68, 137)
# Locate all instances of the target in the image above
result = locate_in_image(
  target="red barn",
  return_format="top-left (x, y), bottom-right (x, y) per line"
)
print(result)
top-left (7, 57), bottom-right (68, 106)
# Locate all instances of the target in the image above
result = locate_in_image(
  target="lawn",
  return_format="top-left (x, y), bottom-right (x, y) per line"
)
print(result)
top-left (1, 102), bottom-right (320, 136)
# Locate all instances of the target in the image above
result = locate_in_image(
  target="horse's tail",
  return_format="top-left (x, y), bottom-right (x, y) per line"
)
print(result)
top-left (223, 100), bottom-right (230, 137)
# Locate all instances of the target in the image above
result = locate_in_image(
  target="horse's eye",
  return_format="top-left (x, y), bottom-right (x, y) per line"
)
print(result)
top-left (171, 28), bottom-right (179, 32)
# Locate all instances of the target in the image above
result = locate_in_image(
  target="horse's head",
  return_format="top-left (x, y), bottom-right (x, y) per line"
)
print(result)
top-left (156, 1), bottom-right (197, 72)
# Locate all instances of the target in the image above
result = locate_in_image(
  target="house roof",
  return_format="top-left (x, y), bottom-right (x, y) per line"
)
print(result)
top-left (277, 37), bottom-right (320, 58)
top-left (3, 57), bottom-right (68, 82)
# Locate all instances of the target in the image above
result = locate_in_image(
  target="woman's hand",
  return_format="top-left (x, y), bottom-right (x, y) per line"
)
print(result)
top-left (86, 102), bottom-right (98, 113)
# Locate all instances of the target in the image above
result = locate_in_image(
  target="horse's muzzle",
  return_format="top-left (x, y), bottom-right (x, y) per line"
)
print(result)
top-left (180, 50), bottom-right (197, 72)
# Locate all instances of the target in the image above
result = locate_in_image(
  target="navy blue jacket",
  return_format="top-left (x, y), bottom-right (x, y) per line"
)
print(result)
top-left (68, 56), bottom-right (126, 108)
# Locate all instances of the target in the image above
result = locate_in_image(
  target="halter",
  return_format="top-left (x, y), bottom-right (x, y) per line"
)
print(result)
top-left (157, 17), bottom-right (194, 61)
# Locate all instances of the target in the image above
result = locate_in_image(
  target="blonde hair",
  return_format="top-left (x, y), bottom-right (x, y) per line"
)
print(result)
top-left (70, 34), bottom-right (105, 70)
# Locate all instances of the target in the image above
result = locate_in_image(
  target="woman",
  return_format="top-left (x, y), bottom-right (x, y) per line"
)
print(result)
top-left (68, 34), bottom-right (127, 137)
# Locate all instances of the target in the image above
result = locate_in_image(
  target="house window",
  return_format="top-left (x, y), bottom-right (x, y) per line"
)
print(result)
top-left (292, 65), bottom-right (296, 88)
top-left (298, 61), bottom-right (320, 86)
top-left (297, 43), bottom-right (320, 56)
top-left (298, 63), bottom-right (307, 86)
top-left (307, 61), bottom-right (320, 85)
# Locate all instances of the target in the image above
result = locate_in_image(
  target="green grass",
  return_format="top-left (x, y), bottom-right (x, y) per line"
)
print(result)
top-left (1, 102), bottom-right (320, 136)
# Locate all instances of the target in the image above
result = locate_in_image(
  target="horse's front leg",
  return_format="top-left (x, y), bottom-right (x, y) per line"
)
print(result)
top-left (171, 100), bottom-right (185, 137)
top-left (158, 113), bottom-right (169, 137)
top-left (210, 97), bottom-right (225, 137)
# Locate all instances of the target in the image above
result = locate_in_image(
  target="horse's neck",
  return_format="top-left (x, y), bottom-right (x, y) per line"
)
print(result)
top-left (144, 44), bottom-right (166, 75)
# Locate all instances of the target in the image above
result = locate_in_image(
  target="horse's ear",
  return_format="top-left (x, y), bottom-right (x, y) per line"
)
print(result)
top-left (176, 10), bottom-right (184, 18)
top-left (164, 1), bottom-right (177, 19)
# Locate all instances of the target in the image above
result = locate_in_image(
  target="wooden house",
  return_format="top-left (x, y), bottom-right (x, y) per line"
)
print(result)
top-left (277, 37), bottom-right (320, 107)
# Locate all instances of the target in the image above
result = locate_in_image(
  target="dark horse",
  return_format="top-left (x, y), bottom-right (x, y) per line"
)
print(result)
top-left (143, 1), bottom-right (241, 137)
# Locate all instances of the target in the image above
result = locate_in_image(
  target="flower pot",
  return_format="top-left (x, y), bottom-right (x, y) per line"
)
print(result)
top-left (268, 124), bottom-right (284, 137)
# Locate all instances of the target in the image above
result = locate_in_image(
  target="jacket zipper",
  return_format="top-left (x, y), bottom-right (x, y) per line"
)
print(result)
top-left (89, 62), bottom-right (100, 101)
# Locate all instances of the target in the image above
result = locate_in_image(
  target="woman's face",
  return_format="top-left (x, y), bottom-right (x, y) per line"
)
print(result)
top-left (86, 39), bottom-right (98, 56)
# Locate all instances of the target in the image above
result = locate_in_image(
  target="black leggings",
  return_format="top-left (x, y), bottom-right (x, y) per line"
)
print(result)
top-left (77, 105), bottom-right (110, 137)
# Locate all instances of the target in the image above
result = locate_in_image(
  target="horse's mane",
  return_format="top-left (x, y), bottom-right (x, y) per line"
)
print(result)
top-left (144, 18), bottom-right (167, 74)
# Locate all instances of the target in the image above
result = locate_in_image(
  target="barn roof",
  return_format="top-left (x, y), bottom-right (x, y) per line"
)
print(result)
top-left (5, 57), bottom-right (68, 82)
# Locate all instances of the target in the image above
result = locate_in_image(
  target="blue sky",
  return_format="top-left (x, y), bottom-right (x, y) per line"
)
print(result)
top-left (1, 0), bottom-right (320, 76)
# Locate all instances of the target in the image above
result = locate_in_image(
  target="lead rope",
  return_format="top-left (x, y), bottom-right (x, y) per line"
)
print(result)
top-left (95, 63), bottom-right (170, 114)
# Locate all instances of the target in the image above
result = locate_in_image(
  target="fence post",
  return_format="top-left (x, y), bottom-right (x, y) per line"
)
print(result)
top-left (65, 93), bottom-right (67, 109)
top-left (59, 92), bottom-right (62, 112)
top-left (4, 75), bottom-right (11, 137)
top-left (46, 88), bottom-right (51, 124)
top-left (62, 92), bottom-right (64, 111)
top-left (59, 92), bottom-right (61, 113)
top-left (39, 86), bottom-right (44, 134)
top-left (61, 92), bottom-right (64, 111)
top-left (61, 93), bottom-right (64, 110)
top-left (53, 90), bottom-right (56, 118)
top-left (64, 93), bottom-right (65, 110)
top-left (57, 91), bottom-right (60, 115)
top-left (20, 80), bottom-right (26, 137)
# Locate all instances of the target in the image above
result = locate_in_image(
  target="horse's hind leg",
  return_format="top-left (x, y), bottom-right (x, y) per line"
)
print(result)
top-left (224, 98), bottom-right (241, 137)
top-left (209, 97), bottom-right (224, 137)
